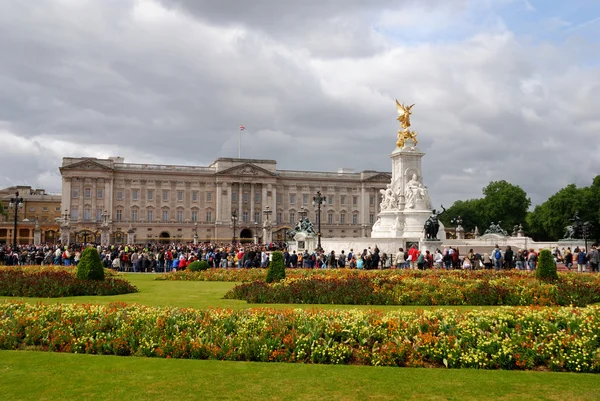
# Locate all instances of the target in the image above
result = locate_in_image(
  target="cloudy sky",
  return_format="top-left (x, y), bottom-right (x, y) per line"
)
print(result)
top-left (1, 0), bottom-right (599, 208)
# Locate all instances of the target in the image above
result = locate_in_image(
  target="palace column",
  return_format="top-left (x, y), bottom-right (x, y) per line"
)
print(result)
top-left (360, 183), bottom-right (367, 237)
top-left (216, 182), bottom-right (222, 222)
top-left (61, 177), bottom-right (72, 215)
top-left (237, 183), bottom-right (242, 222)
top-left (91, 179), bottom-right (97, 221)
top-left (271, 184), bottom-right (277, 221)
top-left (105, 179), bottom-right (113, 219)
top-left (250, 183), bottom-right (255, 222)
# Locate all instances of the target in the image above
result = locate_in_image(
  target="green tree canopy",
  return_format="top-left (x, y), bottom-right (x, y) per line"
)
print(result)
top-left (441, 180), bottom-right (530, 234)
top-left (527, 176), bottom-right (600, 241)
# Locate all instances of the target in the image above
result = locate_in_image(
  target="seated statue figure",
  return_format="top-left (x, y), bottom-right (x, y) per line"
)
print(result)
top-left (404, 174), bottom-right (430, 209)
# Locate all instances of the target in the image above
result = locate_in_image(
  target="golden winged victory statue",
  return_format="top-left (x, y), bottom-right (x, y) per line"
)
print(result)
top-left (395, 99), bottom-right (418, 148)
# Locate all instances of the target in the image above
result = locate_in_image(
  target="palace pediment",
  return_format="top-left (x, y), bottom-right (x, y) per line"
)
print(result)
top-left (59, 159), bottom-right (114, 172)
top-left (216, 163), bottom-right (277, 177)
top-left (364, 172), bottom-right (392, 182)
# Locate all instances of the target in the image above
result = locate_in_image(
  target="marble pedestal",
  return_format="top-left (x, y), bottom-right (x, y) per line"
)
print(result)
top-left (420, 239), bottom-right (443, 254)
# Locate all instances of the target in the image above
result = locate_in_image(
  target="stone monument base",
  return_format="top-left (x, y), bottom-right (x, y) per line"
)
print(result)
top-left (420, 239), bottom-right (443, 254)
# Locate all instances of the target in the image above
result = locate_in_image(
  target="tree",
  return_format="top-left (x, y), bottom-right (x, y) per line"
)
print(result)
top-left (439, 199), bottom-right (484, 232)
top-left (441, 181), bottom-right (530, 234)
top-left (526, 178), bottom-right (600, 241)
top-left (480, 180), bottom-right (530, 232)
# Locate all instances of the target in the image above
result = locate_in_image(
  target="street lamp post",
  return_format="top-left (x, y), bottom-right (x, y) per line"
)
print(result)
top-left (312, 191), bottom-right (326, 251)
top-left (231, 210), bottom-right (238, 245)
top-left (583, 221), bottom-right (592, 253)
top-left (9, 191), bottom-right (24, 249)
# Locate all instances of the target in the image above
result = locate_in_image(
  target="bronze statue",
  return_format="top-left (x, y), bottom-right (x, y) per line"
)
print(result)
top-left (424, 205), bottom-right (446, 240)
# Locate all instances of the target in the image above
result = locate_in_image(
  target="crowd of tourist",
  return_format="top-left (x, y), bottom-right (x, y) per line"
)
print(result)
top-left (0, 242), bottom-right (598, 272)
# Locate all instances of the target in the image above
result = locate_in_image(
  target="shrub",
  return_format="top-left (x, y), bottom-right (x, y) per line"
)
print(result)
top-left (188, 260), bottom-right (210, 272)
top-left (266, 251), bottom-right (286, 283)
top-left (535, 249), bottom-right (558, 281)
top-left (76, 247), bottom-right (104, 281)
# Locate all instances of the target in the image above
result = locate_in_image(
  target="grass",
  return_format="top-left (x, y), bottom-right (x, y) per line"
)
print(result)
top-left (0, 273), bottom-right (499, 312)
top-left (1, 350), bottom-right (599, 401)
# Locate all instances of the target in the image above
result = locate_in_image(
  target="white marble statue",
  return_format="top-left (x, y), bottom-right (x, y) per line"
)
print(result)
top-left (379, 184), bottom-right (395, 211)
top-left (404, 173), bottom-right (431, 209)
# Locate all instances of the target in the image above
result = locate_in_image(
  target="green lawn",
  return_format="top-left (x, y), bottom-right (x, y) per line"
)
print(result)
top-left (0, 273), bottom-right (498, 311)
top-left (1, 350), bottom-right (599, 401)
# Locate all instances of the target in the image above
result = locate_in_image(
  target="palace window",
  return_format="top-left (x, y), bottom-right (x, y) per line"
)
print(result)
top-left (42, 206), bottom-right (48, 212)
top-left (192, 191), bottom-right (198, 201)
top-left (276, 212), bottom-right (282, 224)
top-left (162, 210), bottom-right (168, 222)
top-left (369, 214), bottom-right (374, 224)
top-left (84, 188), bottom-right (91, 199)
top-left (290, 212), bottom-right (295, 225)
top-left (83, 208), bottom-right (91, 221)
top-left (254, 211), bottom-right (260, 223)
top-left (352, 214), bottom-right (357, 224)
top-left (255, 192), bottom-right (260, 202)
top-left (276, 194), bottom-right (282, 204)
top-left (243, 192), bottom-right (249, 202)
top-left (289, 194), bottom-right (295, 205)
top-left (206, 192), bottom-right (212, 202)
top-left (206, 211), bottom-right (212, 222)
top-left (71, 207), bottom-right (79, 220)
top-left (117, 191), bottom-right (123, 201)
top-left (132, 189), bottom-right (139, 201)
top-left (177, 191), bottom-right (183, 201)
top-left (369, 196), bottom-right (375, 206)
top-left (191, 211), bottom-right (198, 222)
top-left (72, 187), bottom-right (79, 198)
top-left (232, 191), bottom-right (238, 202)
top-left (177, 211), bottom-right (183, 222)
top-left (340, 195), bottom-right (346, 205)
top-left (96, 209), bottom-right (102, 221)
top-left (116, 209), bottom-right (122, 222)
top-left (328, 196), bottom-right (333, 205)
top-left (132, 209), bottom-right (138, 222)
top-left (340, 213), bottom-right (346, 224)
top-left (147, 210), bottom-right (153, 222)
top-left (163, 190), bottom-right (169, 202)
top-left (97, 188), bottom-right (103, 199)
top-left (303, 194), bottom-right (309, 204)
top-left (353, 196), bottom-right (358, 206)
top-left (147, 190), bottom-right (153, 201)
top-left (328, 213), bottom-right (333, 224)
top-left (243, 211), bottom-right (249, 223)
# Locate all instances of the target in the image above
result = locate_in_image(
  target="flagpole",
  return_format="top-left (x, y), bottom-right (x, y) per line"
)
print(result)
top-left (238, 128), bottom-right (241, 158)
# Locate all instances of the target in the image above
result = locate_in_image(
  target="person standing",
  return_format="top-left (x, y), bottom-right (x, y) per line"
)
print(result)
top-left (492, 245), bottom-right (503, 270)
top-left (589, 246), bottom-right (599, 272)
top-left (395, 247), bottom-right (405, 269)
top-left (408, 245), bottom-right (420, 270)
top-left (577, 248), bottom-right (588, 272)
top-left (504, 246), bottom-right (514, 269)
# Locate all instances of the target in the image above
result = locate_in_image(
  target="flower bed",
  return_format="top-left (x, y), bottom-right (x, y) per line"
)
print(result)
top-left (224, 272), bottom-right (600, 306)
top-left (1, 302), bottom-right (599, 372)
top-left (0, 267), bottom-right (138, 297)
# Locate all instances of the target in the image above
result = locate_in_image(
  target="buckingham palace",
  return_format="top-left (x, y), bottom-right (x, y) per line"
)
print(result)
top-left (59, 156), bottom-right (390, 244)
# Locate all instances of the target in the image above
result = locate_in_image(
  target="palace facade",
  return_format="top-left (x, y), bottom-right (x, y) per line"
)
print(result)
top-left (0, 186), bottom-right (62, 245)
top-left (59, 157), bottom-right (390, 244)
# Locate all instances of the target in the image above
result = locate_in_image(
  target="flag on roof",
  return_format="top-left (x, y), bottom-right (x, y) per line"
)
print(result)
top-left (239, 125), bottom-right (245, 131)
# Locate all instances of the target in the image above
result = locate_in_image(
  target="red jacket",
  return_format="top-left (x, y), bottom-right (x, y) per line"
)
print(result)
top-left (408, 247), bottom-right (420, 261)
